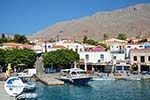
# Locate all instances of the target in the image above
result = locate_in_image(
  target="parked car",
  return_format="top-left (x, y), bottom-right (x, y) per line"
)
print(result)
top-left (17, 69), bottom-right (36, 77)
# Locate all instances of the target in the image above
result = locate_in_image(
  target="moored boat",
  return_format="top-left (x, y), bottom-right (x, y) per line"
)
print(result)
top-left (60, 68), bottom-right (92, 84)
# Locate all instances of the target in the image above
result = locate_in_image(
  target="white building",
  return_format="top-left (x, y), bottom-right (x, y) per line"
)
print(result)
top-left (42, 42), bottom-right (53, 52)
top-left (125, 43), bottom-right (144, 58)
top-left (104, 38), bottom-right (127, 52)
top-left (130, 49), bottom-right (150, 74)
top-left (79, 52), bottom-right (112, 72)
top-left (55, 40), bottom-right (85, 53)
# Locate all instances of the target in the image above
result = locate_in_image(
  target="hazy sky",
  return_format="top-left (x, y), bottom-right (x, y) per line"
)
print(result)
top-left (0, 0), bottom-right (150, 35)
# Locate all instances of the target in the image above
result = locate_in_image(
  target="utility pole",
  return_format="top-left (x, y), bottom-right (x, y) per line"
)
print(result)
top-left (45, 40), bottom-right (47, 52)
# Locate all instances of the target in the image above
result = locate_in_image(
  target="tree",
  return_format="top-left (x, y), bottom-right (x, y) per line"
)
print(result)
top-left (82, 36), bottom-right (98, 45)
top-left (83, 35), bottom-right (88, 43)
top-left (4, 49), bottom-right (36, 69)
top-left (86, 39), bottom-right (98, 45)
top-left (117, 33), bottom-right (127, 40)
top-left (1, 33), bottom-right (5, 38)
top-left (0, 33), bottom-right (8, 43)
top-left (0, 49), bottom-right (6, 66)
top-left (13, 34), bottom-right (29, 44)
top-left (103, 33), bottom-right (109, 40)
top-left (43, 49), bottom-right (79, 69)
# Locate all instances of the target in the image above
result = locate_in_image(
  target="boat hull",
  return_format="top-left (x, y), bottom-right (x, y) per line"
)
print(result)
top-left (61, 77), bottom-right (91, 85)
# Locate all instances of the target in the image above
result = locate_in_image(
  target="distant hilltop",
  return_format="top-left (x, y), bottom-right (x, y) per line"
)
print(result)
top-left (31, 3), bottom-right (150, 41)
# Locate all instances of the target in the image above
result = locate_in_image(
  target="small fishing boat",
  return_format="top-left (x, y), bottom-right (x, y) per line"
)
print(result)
top-left (60, 68), bottom-right (92, 84)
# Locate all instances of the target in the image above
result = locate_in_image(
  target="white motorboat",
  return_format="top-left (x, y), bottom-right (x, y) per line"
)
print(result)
top-left (60, 68), bottom-right (92, 84)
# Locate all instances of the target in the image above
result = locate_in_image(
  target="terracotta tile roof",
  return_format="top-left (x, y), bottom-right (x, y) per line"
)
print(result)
top-left (130, 49), bottom-right (150, 53)
top-left (126, 43), bottom-right (143, 45)
top-left (52, 45), bottom-right (65, 49)
top-left (92, 45), bottom-right (106, 52)
top-left (3, 42), bottom-right (22, 46)
top-left (3, 42), bottom-right (22, 48)
top-left (20, 44), bottom-right (33, 49)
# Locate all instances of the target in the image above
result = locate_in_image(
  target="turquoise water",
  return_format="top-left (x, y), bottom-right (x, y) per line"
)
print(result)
top-left (36, 80), bottom-right (150, 100)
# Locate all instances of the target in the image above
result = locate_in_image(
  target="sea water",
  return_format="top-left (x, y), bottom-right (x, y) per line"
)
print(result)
top-left (36, 80), bottom-right (150, 100)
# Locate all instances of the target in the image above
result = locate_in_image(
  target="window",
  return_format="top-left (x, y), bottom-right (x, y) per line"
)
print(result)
top-left (141, 56), bottom-right (145, 63)
top-left (116, 66), bottom-right (122, 70)
top-left (114, 56), bottom-right (116, 59)
top-left (48, 45), bottom-right (51, 48)
top-left (127, 46), bottom-right (131, 48)
top-left (100, 54), bottom-right (104, 61)
top-left (119, 46), bottom-right (121, 50)
top-left (124, 66), bottom-right (129, 71)
top-left (80, 48), bottom-right (82, 52)
top-left (139, 46), bottom-right (143, 48)
top-left (133, 56), bottom-right (137, 61)
top-left (98, 60), bottom-right (101, 63)
top-left (148, 56), bottom-right (150, 61)
top-left (71, 72), bottom-right (77, 75)
top-left (85, 54), bottom-right (89, 61)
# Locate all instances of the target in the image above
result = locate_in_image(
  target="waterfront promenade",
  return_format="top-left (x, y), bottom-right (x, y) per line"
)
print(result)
top-left (35, 58), bottom-right (64, 85)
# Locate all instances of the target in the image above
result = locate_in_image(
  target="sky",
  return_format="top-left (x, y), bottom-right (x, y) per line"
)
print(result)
top-left (0, 0), bottom-right (150, 35)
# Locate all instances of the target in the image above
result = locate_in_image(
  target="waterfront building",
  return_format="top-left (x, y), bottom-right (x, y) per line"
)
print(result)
top-left (104, 38), bottom-right (127, 61)
top-left (79, 51), bottom-right (112, 72)
top-left (115, 60), bottom-right (130, 73)
top-left (125, 43), bottom-right (144, 58)
top-left (130, 49), bottom-right (150, 74)
top-left (104, 38), bottom-right (129, 73)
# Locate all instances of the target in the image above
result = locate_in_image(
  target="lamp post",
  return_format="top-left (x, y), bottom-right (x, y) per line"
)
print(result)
top-left (45, 40), bottom-right (47, 53)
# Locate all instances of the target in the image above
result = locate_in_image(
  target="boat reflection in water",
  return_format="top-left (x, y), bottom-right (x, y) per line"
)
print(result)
top-left (60, 68), bottom-right (92, 84)
top-left (17, 77), bottom-right (37, 100)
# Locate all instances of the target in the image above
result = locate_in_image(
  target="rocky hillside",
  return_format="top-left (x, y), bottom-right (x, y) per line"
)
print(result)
top-left (31, 3), bottom-right (150, 41)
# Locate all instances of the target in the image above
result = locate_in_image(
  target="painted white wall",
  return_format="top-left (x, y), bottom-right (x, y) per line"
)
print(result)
top-left (32, 44), bottom-right (43, 53)
top-left (113, 53), bottom-right (125, 61)
top-left (130, 51), bottom-right (150, 64)
top-left (79, 52), bottom-right (112, 63)
top-left (56, 41), bottom-right (84, 53)
top-left (125, 44), bottom-right (144, 58)
top-left (42, 43), bottom-right (53, 52)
